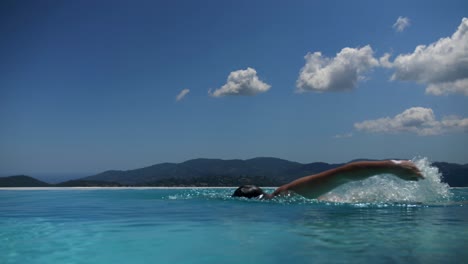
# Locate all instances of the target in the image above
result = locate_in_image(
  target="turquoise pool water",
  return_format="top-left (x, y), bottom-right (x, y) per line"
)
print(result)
top-left (1, 160), bottom-right (467, 264)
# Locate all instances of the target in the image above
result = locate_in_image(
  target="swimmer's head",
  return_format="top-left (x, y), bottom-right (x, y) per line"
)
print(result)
top-left (232, 185), bottom-right (266, 199)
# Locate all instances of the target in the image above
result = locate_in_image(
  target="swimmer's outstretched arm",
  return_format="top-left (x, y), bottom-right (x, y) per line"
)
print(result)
top-left (270, 160), bottom-right (424, 199)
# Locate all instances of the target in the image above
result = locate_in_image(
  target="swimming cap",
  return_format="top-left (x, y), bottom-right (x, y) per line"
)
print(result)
top-left (232, 185), bottom-right (266, 199)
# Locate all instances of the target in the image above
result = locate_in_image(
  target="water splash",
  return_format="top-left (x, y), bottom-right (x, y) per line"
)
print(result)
top-left (321, 157), bottom-right (452, 204)
top-left (164, 188), bottom-right (234, 201)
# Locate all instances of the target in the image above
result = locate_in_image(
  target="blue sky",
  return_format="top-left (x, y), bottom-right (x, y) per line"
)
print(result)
top-left (1, 0), bottom-right (467, 177)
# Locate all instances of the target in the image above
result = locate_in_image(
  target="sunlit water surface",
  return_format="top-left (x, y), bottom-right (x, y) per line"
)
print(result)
top-left (1, 159), bottom-right (467, 264)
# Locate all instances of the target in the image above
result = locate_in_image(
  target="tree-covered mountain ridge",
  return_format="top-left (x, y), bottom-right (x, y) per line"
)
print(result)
top-left (1, 157), bottom-right (467, 187)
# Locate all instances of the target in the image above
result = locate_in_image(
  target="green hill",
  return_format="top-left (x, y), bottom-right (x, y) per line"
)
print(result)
top-left (56, 180), bottom-right (123, 187)
top-left (2, 158), bottom-right (467, 187)
top-left (0, 175), bottom-right (50, 187)
top-left (80, 158), bottom-right (468, 187)
top-left (82, 157), bottom-right (304, 185)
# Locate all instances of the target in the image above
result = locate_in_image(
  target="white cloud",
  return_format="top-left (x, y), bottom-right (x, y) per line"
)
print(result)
top-left (393, 16), bottom-right (410, 32)
top-left (442, 115), bottom-right (468, 129)
top-left (334, 133), bottom-right (353, 139)
top-left (354, 107), bottom-right (468, 136)
top-left (176, 89), bottom-right (190, 101)
top-left (209, 67), bottom-right (271, 97)
top-left (389, 17), bottom-right (468, 95)
top-left (296, 45), bottom-right (379, 92)
top-left (426, 79), bottom-right (468, 96)
top-left (379, 53), bottom-right (393, 68)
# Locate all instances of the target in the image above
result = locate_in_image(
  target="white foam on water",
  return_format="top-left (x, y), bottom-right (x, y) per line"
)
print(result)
top-left (320, 157), bottom-right (452, 204)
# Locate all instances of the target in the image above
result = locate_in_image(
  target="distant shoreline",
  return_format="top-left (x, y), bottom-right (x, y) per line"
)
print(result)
top-left (3, 158), bottom-right (467, 187)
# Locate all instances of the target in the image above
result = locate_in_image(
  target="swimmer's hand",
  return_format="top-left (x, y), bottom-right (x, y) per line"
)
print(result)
top-left (392, 160), bottom-right (424, 181)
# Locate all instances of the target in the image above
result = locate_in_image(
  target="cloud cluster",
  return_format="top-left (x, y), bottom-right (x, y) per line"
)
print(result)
top-left (393, 16), bottom-right (410, 32)
top-left (295, 18), bottom-right (468, 96)
top-left (208, 17), bottom-right (466, 98)
top-left (209, 68), bottom-right (271, 97)
top-left (176, 89), bottom-right (190, 101)
top-left (354, 107), bottom-right (468, 136)
top-left (388, 17), bottom-right (468, 95)
top-left (296, 46), bottom-right (379, 92)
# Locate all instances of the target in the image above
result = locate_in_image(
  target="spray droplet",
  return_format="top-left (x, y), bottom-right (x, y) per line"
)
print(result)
top-left (321, 157), bottom-right (452, 204)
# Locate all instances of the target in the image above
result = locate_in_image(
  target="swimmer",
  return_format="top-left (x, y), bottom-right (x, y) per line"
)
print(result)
top-left (232, 160), bottom-right (424, 200)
